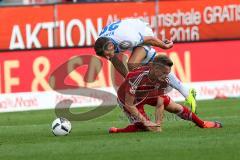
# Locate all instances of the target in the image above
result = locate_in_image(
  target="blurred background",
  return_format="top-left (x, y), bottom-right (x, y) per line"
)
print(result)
top-left (0, 0), bottom-right (239, 112)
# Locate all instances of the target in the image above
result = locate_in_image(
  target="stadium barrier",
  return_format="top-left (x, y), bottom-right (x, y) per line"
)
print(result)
top-left (0, 0), bottom-right (239, 50)
top-left (0, 40), bottom-right (240, 112)
top-left (0, 80), bottom-right (239, 112)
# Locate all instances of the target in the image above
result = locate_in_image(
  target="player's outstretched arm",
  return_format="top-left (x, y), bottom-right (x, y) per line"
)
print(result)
top-left (109, 55), bottom-right (129, 78)
top-left (124, 92), bottom-right (149, 123)
top-left (155, 103), bottom-right (164, 132)
top-left (124, 92), bottom-right (160, 131)
top-left (143, 36), bottom-right (173, 49)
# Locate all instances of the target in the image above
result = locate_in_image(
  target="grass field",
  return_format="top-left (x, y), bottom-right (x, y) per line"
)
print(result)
top-left (0, 98), bottom-right (239, 160)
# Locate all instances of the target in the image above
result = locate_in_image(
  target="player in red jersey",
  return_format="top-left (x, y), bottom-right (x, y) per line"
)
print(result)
top-left (94, 18), bottom-right (197, 114)
top-left (109, 55), bottom-right (222, 133)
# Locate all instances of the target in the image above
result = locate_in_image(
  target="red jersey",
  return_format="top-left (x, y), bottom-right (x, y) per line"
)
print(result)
top-left (117, 66), bottom-right (171, 105)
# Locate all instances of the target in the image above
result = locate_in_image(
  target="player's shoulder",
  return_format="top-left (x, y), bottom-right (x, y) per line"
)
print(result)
top-left (130, 65), bottom-right (149, 73)
top-left (126, 66), bottom-right (149, 82)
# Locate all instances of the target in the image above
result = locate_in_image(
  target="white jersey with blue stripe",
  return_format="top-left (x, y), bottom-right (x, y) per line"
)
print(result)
top-left (99, 19), bottom-right (145, 51)
top-left (98, 18), bottom-right (156, 64)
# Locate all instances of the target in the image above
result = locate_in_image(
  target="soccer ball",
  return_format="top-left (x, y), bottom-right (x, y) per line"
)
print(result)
top-left (51, 117), bottom-right (72, 136)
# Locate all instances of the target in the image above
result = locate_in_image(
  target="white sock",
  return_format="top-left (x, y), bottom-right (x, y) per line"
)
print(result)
top-left (168, 72), bottom-right (189, 98)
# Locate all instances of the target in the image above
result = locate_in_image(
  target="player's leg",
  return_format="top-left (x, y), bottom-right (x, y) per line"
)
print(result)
top-left (168, 72), bottom-right (197, 113)
top-left (109, 123), bottom-right (142, 133)
top-left (128, 46), bottom-right (156, 71)
top-left (110, 95), bottom-right (165, 133)
top-left (109, 100), bottom-right (149, 133)
top-left (128, 46), bottom-right (147, 71)
top-left (168, 72), bottom-right (189, 97)
top-left (162, 96), bottom-right (222, 128)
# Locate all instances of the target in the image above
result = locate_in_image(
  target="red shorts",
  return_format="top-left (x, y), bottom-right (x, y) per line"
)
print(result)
top-left (117, 95), bottom-right (171, 124)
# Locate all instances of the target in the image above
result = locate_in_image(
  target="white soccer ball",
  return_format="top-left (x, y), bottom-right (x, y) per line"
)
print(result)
top-left (51, 117), bottom-right (72, 136)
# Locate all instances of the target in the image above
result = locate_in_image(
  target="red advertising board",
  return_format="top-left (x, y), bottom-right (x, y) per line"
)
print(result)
top-left (159, 40), bottom-right (240, 82)
top-left (0, 40), bottom-right (239, 94)
top-left (0, 5), bottom-right (54, 50)
top-left (0, 0), bottom-right (239, 50)
top-left (157, 0), bottom-right (240, 41)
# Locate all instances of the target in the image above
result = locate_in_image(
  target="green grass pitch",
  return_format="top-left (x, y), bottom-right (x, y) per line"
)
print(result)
top-left (0, 98), bottom-right (239, 160)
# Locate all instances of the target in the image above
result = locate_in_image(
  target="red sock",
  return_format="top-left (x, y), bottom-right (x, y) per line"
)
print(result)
top-left (116, 122), bottom-right (146, 133)
top-left (116, 124), bottom-right (139, 133)
top-left (177, 106), bottom-right (204, 128)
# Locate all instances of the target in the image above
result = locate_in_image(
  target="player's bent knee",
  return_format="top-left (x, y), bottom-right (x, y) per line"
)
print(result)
top-left (161, 95), bottom-right (171, 107)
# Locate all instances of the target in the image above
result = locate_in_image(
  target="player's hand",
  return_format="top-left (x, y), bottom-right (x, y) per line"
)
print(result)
top-left (163, 39), bottom-right (172, 44)
top-left (143, 121), bottom-right (161, 132)
top-left (143, 120), bottom-right (159, 127)
top-left (155, 126), bottom-right (162, 132)
top-left (147, 126), bottom-right (162, 132)
top-left (162, 39), bottom-right (173, 49)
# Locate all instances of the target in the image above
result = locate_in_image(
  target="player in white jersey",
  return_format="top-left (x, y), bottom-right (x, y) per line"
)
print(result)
top-left (94, 18), bottom-right (197, 113)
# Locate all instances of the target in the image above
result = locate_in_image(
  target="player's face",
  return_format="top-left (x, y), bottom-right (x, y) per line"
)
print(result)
top-left (151, 64), bottom-right (171, 81)
top-left (103, 42), bottom-right (115, 60)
